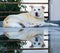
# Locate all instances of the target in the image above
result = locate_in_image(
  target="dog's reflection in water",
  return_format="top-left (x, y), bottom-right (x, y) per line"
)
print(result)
top-left (4, 28), bottom-right (48, 48)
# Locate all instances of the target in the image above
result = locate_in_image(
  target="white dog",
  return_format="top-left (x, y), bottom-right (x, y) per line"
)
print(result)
top-left (3, 5), bottom-right (59, 28)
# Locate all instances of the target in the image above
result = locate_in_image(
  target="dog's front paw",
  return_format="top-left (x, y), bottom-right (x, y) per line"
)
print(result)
top-left (51, 23), bottom-right (59, 26)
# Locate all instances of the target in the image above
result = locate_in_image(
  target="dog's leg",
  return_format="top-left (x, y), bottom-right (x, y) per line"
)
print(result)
top-left (40, 22), bottom-right (59, 26)
top-left (24, 23), bottom-right (35, 27)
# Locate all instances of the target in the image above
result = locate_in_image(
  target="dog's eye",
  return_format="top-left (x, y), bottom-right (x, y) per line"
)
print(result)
top-left (38, 9), bottom-right (40, 11)
top-left (34, 9), bottom-right (36, 11)
top-left (38, 43), bottom-right (41, 45)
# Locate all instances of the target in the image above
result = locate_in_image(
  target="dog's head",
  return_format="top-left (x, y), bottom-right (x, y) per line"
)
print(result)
top-left (30, 5), bottom-right (45, 19)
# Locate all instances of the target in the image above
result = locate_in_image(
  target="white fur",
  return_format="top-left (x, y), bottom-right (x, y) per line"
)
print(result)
top-left (30, 6), bottom-right (44, 19)
top-left (3, 6), bottom-right (59, 28)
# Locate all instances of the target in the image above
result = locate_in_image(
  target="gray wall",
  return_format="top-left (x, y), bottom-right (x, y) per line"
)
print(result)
top-left (50, 0), bottom-right (60, 21)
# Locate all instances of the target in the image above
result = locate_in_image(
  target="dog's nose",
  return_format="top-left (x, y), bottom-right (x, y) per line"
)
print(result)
top-left (35, 37), bottom-right (38, 42)
top-left (35, 12), bottom-right (38, 16)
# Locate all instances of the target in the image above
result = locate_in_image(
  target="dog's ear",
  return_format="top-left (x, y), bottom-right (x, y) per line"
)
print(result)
top-left (41, 6), bottom-right (45, 9)
top-left (29, 5), bottom-right (34, 9)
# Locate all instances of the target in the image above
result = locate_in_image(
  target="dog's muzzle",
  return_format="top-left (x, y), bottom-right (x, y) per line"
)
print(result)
top-left (35, 12), bottom-right (38, 16)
